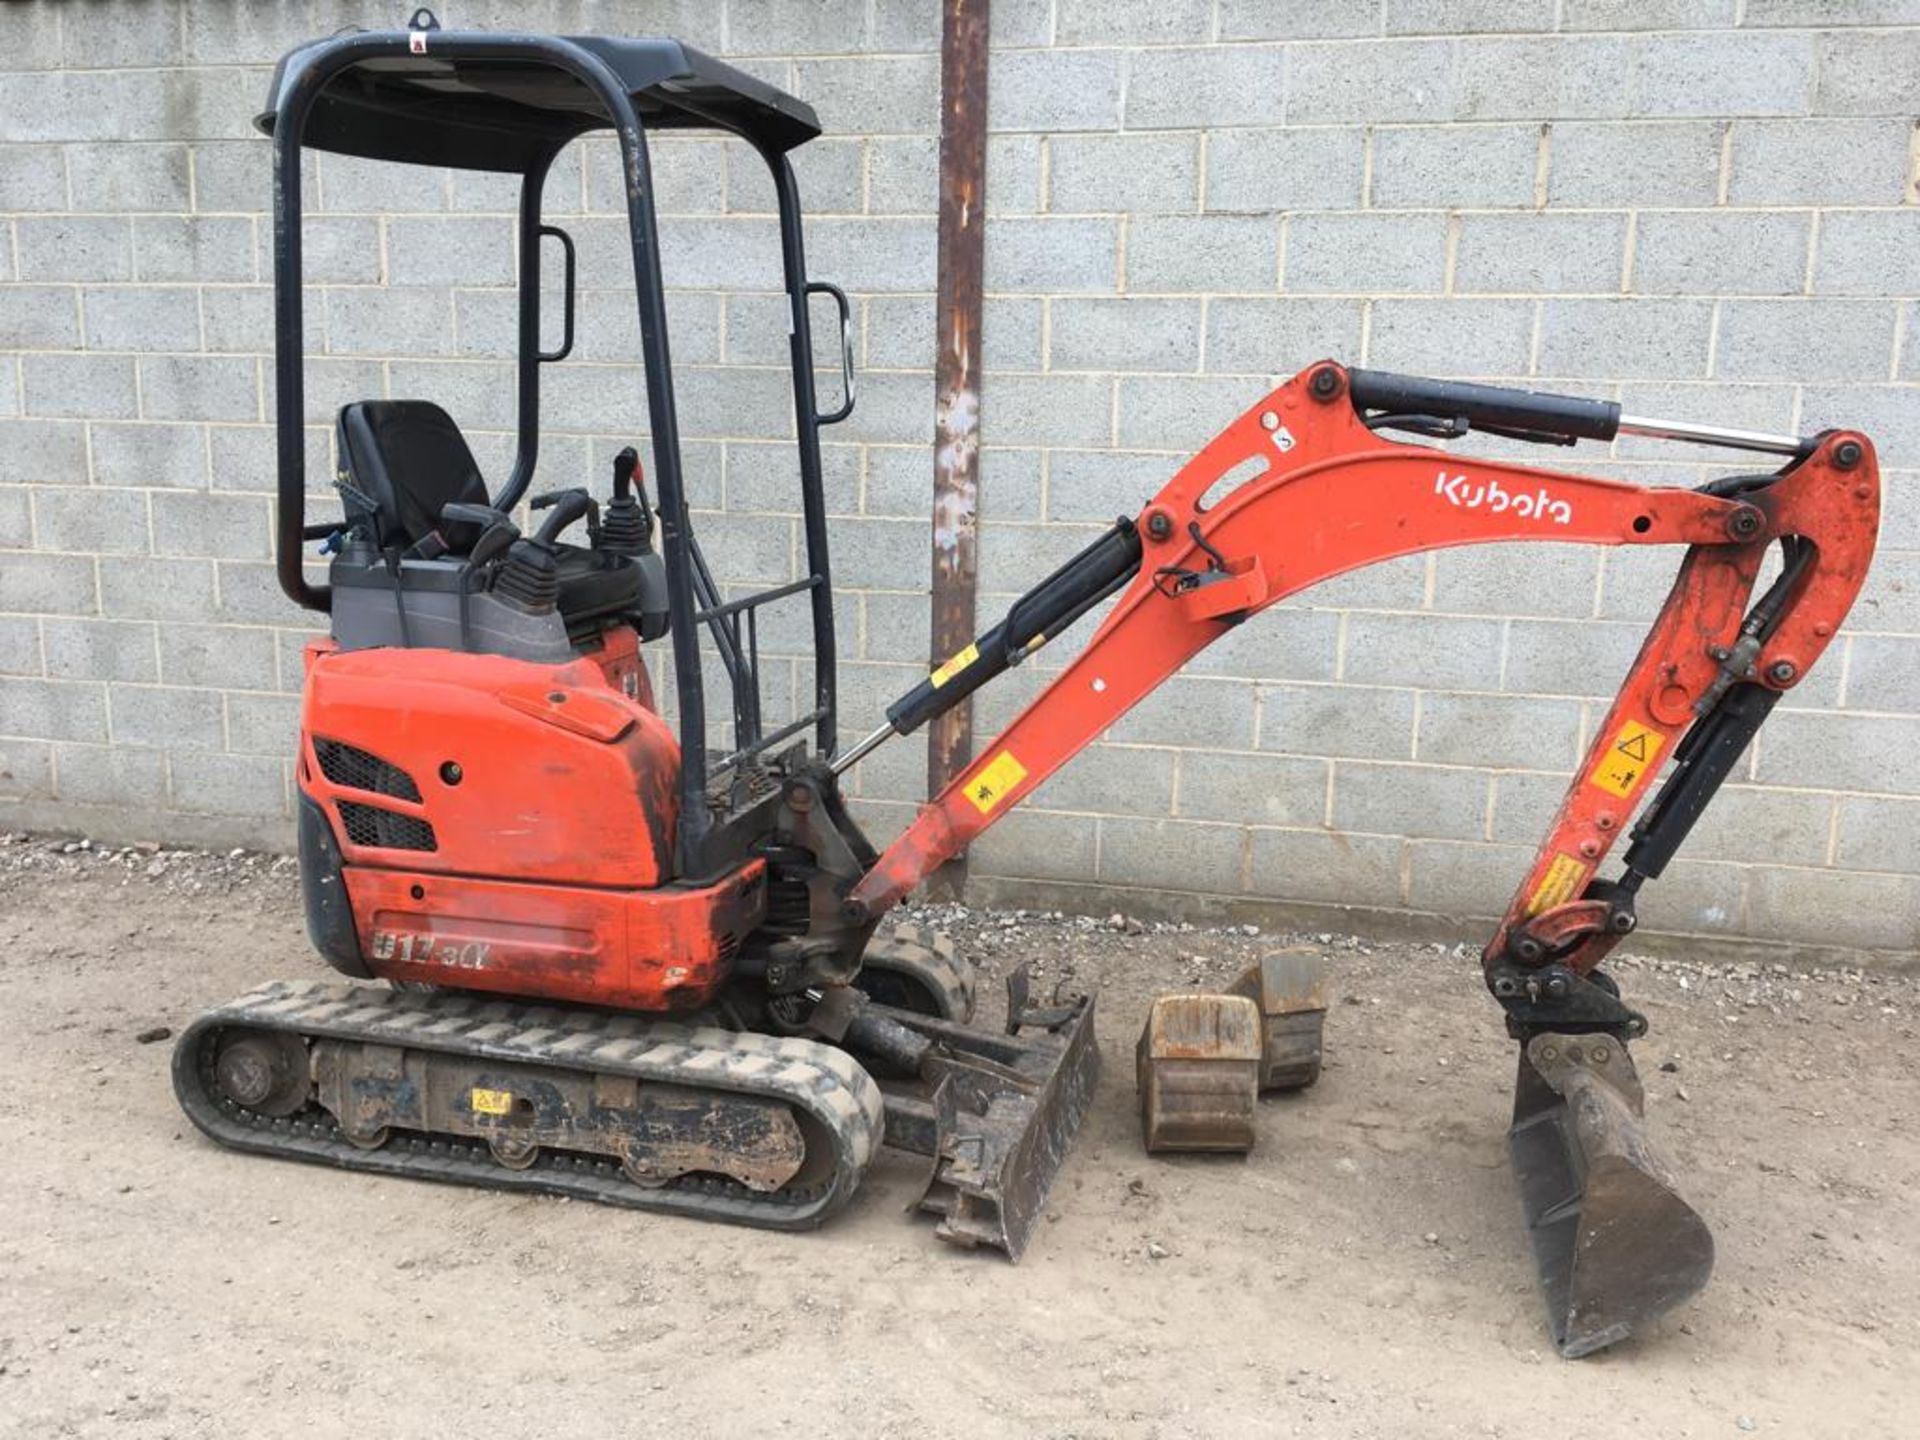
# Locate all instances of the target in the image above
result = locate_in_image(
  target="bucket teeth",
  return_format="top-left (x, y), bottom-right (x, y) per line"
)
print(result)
top-left (1509, 1031), bottom-right (1715, 1358)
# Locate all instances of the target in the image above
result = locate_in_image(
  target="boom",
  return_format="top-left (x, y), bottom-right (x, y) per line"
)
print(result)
top-left (842, 361), bottom-right (1879, 1028)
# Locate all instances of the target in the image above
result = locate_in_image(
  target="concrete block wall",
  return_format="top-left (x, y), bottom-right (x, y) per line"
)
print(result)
top-left (1, 0), bottom-right (1916, 955)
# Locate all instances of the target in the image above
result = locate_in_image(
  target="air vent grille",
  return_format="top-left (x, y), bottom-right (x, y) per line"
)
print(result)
top-left (314, 738), bottom-right (422, 802)
top-left (337, 800), bottom-right (438, 853)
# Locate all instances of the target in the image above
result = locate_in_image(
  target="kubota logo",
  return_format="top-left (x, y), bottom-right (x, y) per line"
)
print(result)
top-left (1434, 471), bottom-right (1574, 525)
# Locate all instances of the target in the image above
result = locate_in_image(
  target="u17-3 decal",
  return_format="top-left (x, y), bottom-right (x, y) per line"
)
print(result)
top-left (371, 930), bottom-right (492, 970)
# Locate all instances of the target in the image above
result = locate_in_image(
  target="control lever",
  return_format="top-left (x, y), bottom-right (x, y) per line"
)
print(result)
top-left (437, 503), bottom-right (521, 647)
top-left (530, 489), bottom-right (595, 546)
top-left (491, 492), bottom-right (592, 618)
top-left (600, 446), bottom-right (655, 557)
top-left (441, 501), bottom-right (512, 532)
top-left (466, 519), bottom-right (518, 569)
top-left (440, 502), bottom-right (519, 562)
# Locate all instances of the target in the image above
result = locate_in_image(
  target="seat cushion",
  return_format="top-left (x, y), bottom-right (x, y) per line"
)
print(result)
top-left (336, 399), bottom-right (490, 552)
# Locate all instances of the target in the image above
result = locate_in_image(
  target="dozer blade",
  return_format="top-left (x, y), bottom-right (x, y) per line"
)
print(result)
top-left (1508, 1031), bottom-right (1714, 1358)
top-left (870, 970), bottom-right (1100, 1262)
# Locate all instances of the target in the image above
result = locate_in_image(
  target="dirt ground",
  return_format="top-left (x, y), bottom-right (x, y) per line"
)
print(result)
top-left (0, 831), bottom-right (1914, 1440)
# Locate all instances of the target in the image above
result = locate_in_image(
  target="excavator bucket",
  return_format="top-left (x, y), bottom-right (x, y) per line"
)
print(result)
top-left (1508, 1032), bottom-right (1715, 1357)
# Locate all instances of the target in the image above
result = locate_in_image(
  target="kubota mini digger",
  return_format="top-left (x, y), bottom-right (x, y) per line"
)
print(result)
top-left (173, 18), bottom-right (1882, 1361)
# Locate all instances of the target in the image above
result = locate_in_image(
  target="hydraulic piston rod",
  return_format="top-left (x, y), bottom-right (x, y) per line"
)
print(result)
top-left (830, 719), bottom-right (894, 777)
top-left (1615, 414), bottom-right (1810, 457)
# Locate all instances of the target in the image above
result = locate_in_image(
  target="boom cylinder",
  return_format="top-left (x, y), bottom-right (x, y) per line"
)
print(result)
top-left (832, 518), bottom-right (1142, 773)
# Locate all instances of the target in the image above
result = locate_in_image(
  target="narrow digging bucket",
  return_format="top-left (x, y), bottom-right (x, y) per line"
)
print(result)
top-left (1508, 1031), bottom-right (1715, 1358)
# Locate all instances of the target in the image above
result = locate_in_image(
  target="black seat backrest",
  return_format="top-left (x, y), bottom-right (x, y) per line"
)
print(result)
top-left (336, 400), bottom-right (489, 553)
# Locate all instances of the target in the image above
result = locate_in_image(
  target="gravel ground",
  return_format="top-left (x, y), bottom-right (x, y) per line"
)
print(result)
top-left (1, 831), bottom-right (1915, 1439)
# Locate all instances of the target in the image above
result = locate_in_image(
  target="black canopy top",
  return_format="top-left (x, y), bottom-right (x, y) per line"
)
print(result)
top-left (258, 30), bottom-right (823, 171)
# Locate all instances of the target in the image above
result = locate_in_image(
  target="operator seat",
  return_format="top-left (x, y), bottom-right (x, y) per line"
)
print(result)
top-left (334, 399), bottom-right (647, 628)
top-left (336, 399), bottom-right (492, 552)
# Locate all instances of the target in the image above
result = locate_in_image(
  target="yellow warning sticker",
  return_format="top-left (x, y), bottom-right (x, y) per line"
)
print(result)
top-left (930, 643), bottom-right (978, 689)
top-left (964, 750), bottom-right (1028, 815)
top-left (470, 1087), bottom-right (513, 1116)
top-left (1526, 853), bottom-right (1589, 917)
top-left (1588, 718), bottom-right (1665, 798)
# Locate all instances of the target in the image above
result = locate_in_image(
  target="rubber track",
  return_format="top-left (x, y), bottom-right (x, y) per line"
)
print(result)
top-left (172, 979), bottom-right (886, 1231)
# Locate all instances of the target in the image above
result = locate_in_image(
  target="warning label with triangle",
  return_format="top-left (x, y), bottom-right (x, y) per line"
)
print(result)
top-left (1589, 718), bottom-right (1665, 798)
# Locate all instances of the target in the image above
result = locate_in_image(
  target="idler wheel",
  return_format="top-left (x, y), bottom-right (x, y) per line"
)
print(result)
top-left (213, 1030), bottom-right (310, 1117)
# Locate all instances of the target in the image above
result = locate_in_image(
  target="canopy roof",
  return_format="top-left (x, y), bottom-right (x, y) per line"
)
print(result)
top-left (258, 32), bottom-right (823, 171)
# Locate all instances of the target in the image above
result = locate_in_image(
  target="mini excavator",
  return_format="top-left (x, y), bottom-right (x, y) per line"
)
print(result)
top-left (173, 18), bottom-right (1882, 1360)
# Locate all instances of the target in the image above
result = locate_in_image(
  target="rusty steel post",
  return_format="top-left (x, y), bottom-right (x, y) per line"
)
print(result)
top-left (925, 0), bottom-right (990, 901)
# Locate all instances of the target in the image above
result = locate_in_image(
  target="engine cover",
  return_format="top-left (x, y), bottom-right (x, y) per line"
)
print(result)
top-left (299, 632), bottom-right (676, 889)
top-left (294, 632), bottom-right (761, 1011)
